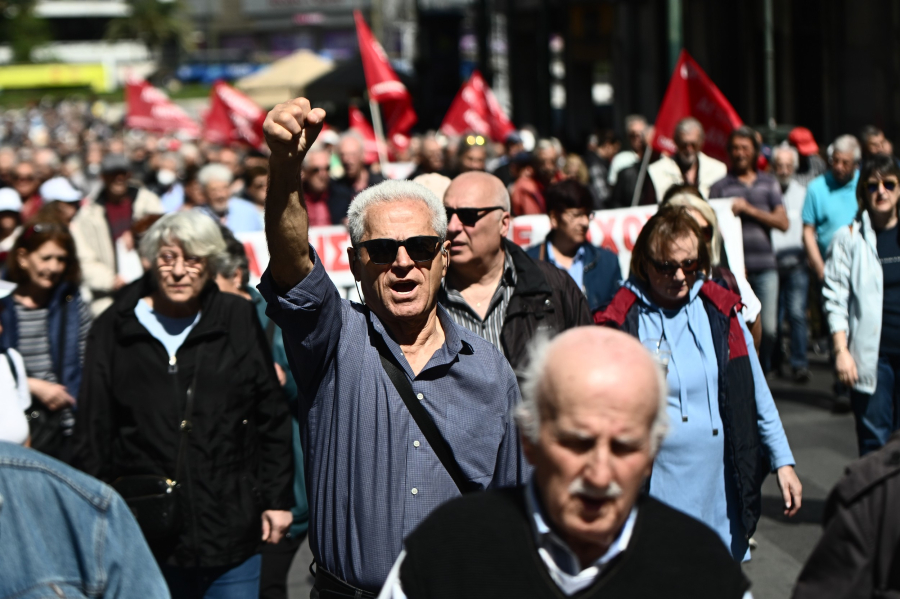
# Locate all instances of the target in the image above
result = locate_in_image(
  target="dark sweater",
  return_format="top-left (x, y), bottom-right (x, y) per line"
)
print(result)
top-left (400, 486), bottom-right (748, 599)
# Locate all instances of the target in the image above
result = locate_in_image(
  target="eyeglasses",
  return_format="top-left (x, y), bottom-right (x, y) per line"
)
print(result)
top-left (14, 175), bottom-right (35, 182)
top-left (445, 206), bottom-right (504, 226)
top-left (305, 166), bottom-right (328, 174)
top-left (355, 235), bottom-right (442, 265)
top-left (649, 257), bottom-right (700, 276)
top-left (157, 251), bottom-right (204, 272)
top-left (560, 209), bottom-right (593, 221)
top-left (867, 179), bottom-right (899, 194)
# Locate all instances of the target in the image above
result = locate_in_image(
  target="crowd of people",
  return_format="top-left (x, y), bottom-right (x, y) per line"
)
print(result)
top-left (0, 94), bottom-right (898, 599)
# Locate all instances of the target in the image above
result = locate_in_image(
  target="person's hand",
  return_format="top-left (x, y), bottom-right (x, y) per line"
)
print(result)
top-left (261, 509), bottom-right (293, 544)
top-left (836, 349), bottom-right (858, 387)
top-left (731, 198), bottom-right (750, 216)
top-left (29, 378), bottom-right (76, 411)
top-left (263, 98), bottom-right (326, 166)
top-left (274, 362), bottom-right (287, 387)
top-left (814, 263), bottom-right (825, 282)
top-left (113, 275), bottom-right (127, 291)
top-left (776, 465), bottom-right (803, 517)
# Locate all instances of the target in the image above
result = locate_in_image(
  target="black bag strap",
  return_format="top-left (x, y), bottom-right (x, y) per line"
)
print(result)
top-left (367, 313), bottom-right (476, 495)
top-left (4, 351), bottom-right (18, 388)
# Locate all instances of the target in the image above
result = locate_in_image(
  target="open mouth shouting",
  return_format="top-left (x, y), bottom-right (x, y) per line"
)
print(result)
top-left (390, 279), bottom-right (419, 298)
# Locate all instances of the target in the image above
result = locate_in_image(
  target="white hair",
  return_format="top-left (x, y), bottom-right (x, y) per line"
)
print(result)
top-left (197, 163), bottom-right (233, 187)
top-left (514, 333), bottom-right (670, 455)
top-left (139, 211), bottom-right (228, 272)
top-left (828, 135), bottom-right (861, 162)
top-left (773, 143), bottom-right (800, 170)
top-left (675, 117), bottom-right (705, 142)
top-left (624, 114), bottom-right (647, 130)
top-left (346, 180), bottom-right (448, 246)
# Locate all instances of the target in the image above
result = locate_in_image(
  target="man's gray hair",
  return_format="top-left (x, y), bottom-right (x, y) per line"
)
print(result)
top-left (340, 131), bottom-right (366, 153)
top-left (346, 180), bottom-right (448, 246)
top-left (198, 163), bottom-right (234, 187)
top-left (514, 333), bottom-right (670, 454)
top-left (624, 114), bottom-right (647, 130)
top-left (773, 143), bottom-right (800, 170)
top-left (139, 211), bottom-right (228, 272)
top-left (828, 135), bottom-right (861, 162)
top-left (674, 117), bottom-right (705, 142)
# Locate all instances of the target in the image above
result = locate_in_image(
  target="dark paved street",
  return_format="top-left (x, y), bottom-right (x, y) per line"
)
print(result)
top-left (287, 352), bottom-right (858, 599)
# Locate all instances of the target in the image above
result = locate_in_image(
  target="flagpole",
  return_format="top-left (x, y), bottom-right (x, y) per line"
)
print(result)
top-left (631, 141), bottom-right (653, 207)
top-left (368, 98), bottom-right (390, 176)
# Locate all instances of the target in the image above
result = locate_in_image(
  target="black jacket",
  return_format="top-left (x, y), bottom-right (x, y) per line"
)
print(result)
top-left (501, 239), bottom-right (593, 374)
top-left (73, 274), bottom-right (294, 568)
top-left (401, 486), bottom-right (749, 599)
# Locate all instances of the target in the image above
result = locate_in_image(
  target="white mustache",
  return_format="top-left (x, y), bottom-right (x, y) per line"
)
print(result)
top-left (568, 477), bottom-right (623, 500)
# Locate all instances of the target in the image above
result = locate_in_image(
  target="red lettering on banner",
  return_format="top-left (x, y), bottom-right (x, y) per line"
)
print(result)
top-left (328, 233), bottom-right (351, 271)
top-left (622, 216), bottom-right (646, 252)
top-left (595, 217), bottom-right (618, 253)
top-left (244, 241), bottom-right (261, 278)
top-left (511, 224), bottom-right (533, 247)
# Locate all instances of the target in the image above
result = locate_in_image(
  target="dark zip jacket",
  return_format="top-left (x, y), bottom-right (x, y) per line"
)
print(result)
top-left (73, 273), bottom-right (294, 568)
top-left (595, 280), bottom-right (767, 539)
top-left (500, 239), bottom-right (593, 374)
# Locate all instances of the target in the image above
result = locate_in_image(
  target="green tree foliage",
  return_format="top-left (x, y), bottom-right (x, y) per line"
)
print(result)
top-left (1, 0), bottom-right (50, 63)
top-left (105, 0), bottom-right (193, 58)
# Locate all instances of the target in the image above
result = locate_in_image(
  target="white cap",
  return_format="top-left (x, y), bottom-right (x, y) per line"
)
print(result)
top-left (39, 177), bottom-right (82, 203)
top-left (0, 187), bottom-right (22, 212)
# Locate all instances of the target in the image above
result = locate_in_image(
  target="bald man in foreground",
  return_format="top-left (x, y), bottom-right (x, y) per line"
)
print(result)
top-left (378, 327), bottom-right (752, 599)
top-left (440, 172), bottom-right (591, 374)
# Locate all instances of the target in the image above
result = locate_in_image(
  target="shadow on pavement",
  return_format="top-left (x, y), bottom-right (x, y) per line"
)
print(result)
top-left (761, 495), bottom-right (826, 526)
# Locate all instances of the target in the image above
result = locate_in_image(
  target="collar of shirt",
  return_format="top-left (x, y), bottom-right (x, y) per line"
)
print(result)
top-left (368, 302), bottom-right (467, 377)
top-left (525, 476), bottom-right (638, 595)
top-left (545, 242), bottom-right (586, 289)
top-left (441, 250), bottom-right (517, 319)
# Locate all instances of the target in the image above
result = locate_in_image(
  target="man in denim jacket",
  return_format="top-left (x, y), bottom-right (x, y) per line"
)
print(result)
top-left (0, 442), bottom-right (169, 598)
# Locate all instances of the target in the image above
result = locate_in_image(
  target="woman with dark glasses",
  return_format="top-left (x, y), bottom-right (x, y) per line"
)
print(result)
top-left (595, 206), bottom-right (800, 561)
top-left (0, 218), bottom-right (91, 461)
top-left (824, 155), bottom-right (900, 455)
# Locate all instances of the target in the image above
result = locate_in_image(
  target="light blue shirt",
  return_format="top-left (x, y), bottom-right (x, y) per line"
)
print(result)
top-left (134, 299), bottom-right (200, 359)
top-left (624, 278), bottom-right (794, 561)
top-left (196, 197), bottom-right (263, 234)
top-left (160, 183), bottom-right (185, 213)
top-left (546, 242), bottom-right (587, 291)
top-left (801, 170), bottom-right (860, 257)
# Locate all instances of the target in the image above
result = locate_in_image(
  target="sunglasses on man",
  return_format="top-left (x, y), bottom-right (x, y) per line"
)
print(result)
top-left (445, 206), bottom-right (504, 227)
top-left (867, 179), bottom-right (899, 194)
top-left (649, 258), bottom-right (700, 277)
top-left (355, 235), bottom-right (443, 265)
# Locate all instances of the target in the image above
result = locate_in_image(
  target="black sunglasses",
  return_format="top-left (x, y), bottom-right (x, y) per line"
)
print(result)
top-left (649, 258), bottom-right (700, 276)
top-left (356, 235), bottom-right (442, 265)
top-left (445, 206), bottom-right (504, 226)
top-left (867, 179), bottom-right (898, 194)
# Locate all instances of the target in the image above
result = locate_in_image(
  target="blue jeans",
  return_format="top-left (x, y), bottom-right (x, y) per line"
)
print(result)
top-left (777, 263), bottom-right (809, 370)
top-left (850, 353), bottom-right (900, 456)
top-left (162, 554), bottom-right (261, 599)
top-left (747, 269), bottom-right (779, 373)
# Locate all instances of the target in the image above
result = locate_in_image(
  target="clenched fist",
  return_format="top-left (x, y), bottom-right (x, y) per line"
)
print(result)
top-left (263, 97), bottom-right (327, 165)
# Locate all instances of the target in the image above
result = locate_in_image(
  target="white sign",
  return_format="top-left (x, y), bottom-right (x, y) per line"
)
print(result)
top-left (237, 198), bottom-right (744, 300)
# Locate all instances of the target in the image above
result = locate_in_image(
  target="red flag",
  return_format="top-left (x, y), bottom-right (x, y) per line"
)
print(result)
top-left (203, 81), bottom-right (267, 150)
top-left (651, 50), bottom-right (742, 163)
top-left (348, 106), bottom-right (380, 165)
top-left (353, 10), bottom-right (417, 136)
top-left (126, 80), bottom-right (200, 138)
top-left (440, 70), bottom-right (515, 142)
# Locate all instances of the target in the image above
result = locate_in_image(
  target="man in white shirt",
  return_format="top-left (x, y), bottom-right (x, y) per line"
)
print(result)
top-left (647, 117), bottom-right (727, 200)
top-left (378, 327), bottom-right (751, 599)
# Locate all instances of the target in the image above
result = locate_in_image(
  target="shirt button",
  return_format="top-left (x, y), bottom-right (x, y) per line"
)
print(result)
top-left (413, 440), bottom-right (420, 448)
top-left (411, 487), bottom-right (418, 495)
top-left (416, 393), bottom-right (424, 400)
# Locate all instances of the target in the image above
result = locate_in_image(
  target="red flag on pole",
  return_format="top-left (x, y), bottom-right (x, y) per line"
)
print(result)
top-left (203, 80), bottom-right (267, 150)
top-left (440, 70), bottom-right (515, 142)
top-left (651, 50), bottom-right (742, 163)
top-left (126, 80), bottom-right (200, 138)
top-left (353, 10), bottom-right (417, 136)
top-left (348, 105), bottom-right (380, 165)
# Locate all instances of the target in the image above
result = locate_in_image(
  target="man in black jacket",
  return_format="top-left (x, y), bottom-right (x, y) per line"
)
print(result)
top-left (378, 327), bottom-right (749, 599)
top-left (440, 171), bottom-right (592, 375)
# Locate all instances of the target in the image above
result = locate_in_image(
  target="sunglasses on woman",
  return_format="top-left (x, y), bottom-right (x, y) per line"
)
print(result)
top-left (649, 257), bottom-right (700, 276)
top-left (355, 235), bottom-right (443, 265)
top-left (867, 179), bottom-right (899, 194)
top-left (445, 206), bottom-right (504, 227)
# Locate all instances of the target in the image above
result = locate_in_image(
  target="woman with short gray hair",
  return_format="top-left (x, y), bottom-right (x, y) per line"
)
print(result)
top-left (74, 210), bottom-right (294, 598)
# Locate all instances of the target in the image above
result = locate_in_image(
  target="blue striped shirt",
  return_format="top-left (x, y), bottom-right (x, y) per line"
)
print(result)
top-left (258, 247), bottom-right (529, 591)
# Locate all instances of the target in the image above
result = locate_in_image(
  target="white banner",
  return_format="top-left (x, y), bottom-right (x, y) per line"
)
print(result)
top-left (237, 198), bottom-right (743, 301)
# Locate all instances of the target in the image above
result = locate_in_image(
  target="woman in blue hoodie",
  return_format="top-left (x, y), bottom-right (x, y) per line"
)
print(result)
top-left (595, 206), bottom-right (801, 560)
